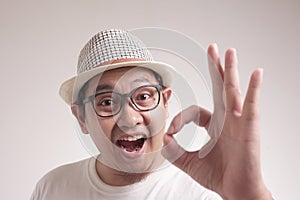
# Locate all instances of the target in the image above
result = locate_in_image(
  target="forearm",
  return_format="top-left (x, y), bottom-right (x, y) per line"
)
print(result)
top-left (220, 185), bottom-right (273, 200)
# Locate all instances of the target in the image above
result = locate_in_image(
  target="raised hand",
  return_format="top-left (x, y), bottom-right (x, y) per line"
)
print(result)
top-left (162, 44), bottom-right (272, 200)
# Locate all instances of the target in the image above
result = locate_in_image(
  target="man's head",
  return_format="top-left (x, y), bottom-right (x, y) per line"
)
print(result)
top-left (72, 65), bottom-right (172, 173)
top-left (59, 29), bottom-right (176, 174)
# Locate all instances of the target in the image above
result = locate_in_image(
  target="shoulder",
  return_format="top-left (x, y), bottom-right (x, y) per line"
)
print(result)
top-left (156, 163), bottom-right (223, 199)
top-left (40, 157), bottom-right (90, 183)
top-left (30, 157), bottom-right (92, 200)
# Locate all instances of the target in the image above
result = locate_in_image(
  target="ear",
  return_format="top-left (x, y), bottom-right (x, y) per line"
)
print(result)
top-left (71, 104), bottom-right (89, 134)
top-left (162, 87), bottom-right (172, 105)
top-left (162, 87), bottom-right (172, 118)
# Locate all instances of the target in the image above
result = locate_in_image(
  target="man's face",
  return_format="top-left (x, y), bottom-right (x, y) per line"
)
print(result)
top-left (77, 67), bottom-right (171, 173)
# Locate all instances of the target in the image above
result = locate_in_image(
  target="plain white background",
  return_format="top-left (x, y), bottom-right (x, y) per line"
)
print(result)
top-left (1, 0), bottom-right (299, 199)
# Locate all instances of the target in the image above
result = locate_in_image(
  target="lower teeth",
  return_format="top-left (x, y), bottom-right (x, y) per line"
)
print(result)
top-left (118, 138), bottom-right (146, 152)
top-left (121, 146), bottom-right (141, 152)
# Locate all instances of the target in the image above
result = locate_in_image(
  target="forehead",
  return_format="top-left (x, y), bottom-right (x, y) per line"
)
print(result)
top-left (86, 67), bottom-right (157, 93)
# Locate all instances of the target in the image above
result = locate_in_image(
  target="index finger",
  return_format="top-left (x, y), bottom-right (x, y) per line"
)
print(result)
top-left (166, 105), bottom-right (211, 135)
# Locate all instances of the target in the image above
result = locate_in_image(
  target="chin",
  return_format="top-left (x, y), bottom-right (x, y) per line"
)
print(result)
top-left (100, 149), bottom-right (163, 174)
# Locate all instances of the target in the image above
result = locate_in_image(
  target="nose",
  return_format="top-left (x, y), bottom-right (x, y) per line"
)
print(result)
top-left (115, 99), bottom-right (144, 130)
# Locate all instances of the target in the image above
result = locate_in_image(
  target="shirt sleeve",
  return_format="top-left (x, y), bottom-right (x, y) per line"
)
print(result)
top-left (30, 182), bottom-right (41, 200)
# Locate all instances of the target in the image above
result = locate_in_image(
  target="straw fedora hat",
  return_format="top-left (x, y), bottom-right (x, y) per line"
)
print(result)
top-left (59, 29), bottom-right (176, 105)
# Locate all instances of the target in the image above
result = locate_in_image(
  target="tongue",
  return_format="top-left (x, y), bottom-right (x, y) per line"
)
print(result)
top-left (118, 138), bottom-right (145, 152)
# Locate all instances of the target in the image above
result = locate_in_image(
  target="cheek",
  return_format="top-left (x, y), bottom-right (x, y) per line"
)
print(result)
top-left (85, 106), bottom-right (111, 135)
top-left (146, 105), bottom-right (168, 136)
top-left (85, 109), bottom-right (114, 147)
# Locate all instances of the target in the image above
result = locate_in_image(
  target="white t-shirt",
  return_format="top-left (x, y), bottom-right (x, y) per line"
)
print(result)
top-left (31, 157), bottom-right (222, 200)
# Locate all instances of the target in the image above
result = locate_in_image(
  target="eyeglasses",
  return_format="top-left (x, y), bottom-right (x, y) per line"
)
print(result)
top-left (82, 85), bottom-right (163, 118)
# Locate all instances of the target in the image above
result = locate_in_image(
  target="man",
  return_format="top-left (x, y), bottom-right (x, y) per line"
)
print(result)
top-left (31, 29), bottom-right (273, 199)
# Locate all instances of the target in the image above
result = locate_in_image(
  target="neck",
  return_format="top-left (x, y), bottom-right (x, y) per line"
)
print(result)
top-left (95, 155), bottom-right (165, 186)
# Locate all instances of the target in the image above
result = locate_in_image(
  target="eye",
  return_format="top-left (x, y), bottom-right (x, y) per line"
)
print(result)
top-left (136, 93), bottom-right (151, 101)
top-left (95, 93), bottom-right (116, 107)
top-left (99, 99), bottom-right (113, 106)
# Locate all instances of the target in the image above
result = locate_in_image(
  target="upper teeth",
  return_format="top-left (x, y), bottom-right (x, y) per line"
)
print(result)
top-left (119, 135), bottom-right (145, 141)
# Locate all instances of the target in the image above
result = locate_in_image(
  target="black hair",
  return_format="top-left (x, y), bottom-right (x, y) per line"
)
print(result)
top-left (76, 68), bottom-right (166, 118)
top-left (77, 68), bottom-right (164, 105)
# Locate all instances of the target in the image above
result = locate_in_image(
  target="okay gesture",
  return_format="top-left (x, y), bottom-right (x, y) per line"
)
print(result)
top-left (162, 44), bottom-right (273, 200)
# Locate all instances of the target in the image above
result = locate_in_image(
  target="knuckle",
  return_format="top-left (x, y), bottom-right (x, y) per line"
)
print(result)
top-left (224, 82), bottom-right (236, 89)
top-left (244, 113), bottom-right (259, 121)
top-left (244, 108), bottom-right (260, 121)
top-left (224, 83), bottom-right (241, 94)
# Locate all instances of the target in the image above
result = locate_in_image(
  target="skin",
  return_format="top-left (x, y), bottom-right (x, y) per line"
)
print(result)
top-left (162, 44), bottom-right (272, 199)
top-left (72, 45), bottom-right (273, 199)
top-left (72, 66), bottom-right (172, 186)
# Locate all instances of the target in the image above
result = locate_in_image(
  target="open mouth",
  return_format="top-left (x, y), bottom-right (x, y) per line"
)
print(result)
top-left (116, 135), bottom-right (147, 152)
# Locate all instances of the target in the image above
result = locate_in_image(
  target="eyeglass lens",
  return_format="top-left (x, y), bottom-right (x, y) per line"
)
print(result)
top-left (93, 85), bottom-right (160, 117)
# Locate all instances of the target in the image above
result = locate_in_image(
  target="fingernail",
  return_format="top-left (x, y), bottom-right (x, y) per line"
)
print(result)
top-left (259, 68), bottom-right (264, 82)
top-left (212, 43), bottom-right (219, 54)
top-left (167, 125), bottom-right (175, 134)
top-left (260, 68), bottom-right (264, 77)
top-left (231, 47), bottom-right (237, 56)
top-left (231, 48), bottom-right (238, 63)
top-left (163, 134), bottom-right (172, 146)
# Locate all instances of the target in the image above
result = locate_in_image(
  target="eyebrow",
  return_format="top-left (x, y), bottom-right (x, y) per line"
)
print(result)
top-left (95, 77), bottom-right (152, 93)
top-left (95, 84), bottom-right (113, 92)
top-left (133, 77), bottom-right (151, 83)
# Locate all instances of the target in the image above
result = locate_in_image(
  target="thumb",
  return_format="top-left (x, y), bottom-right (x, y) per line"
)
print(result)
top-left (162, 134), bottom-right (198, 174)
top-left (161, 134), bottom-right (185, 163)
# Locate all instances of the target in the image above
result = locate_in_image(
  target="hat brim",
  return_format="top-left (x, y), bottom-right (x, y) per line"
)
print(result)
top-left (59, 60), bottom-right (176, 105)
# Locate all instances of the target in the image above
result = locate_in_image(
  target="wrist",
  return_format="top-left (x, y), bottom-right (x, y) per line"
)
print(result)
top-left (244, 186), bottom-right (273, 200)
top-left (221, 182), bottom-right (273, 200)
top-left (252, 188), bottom-right (273, 200)
top-left (251, 181), bottom-right (273, 200)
